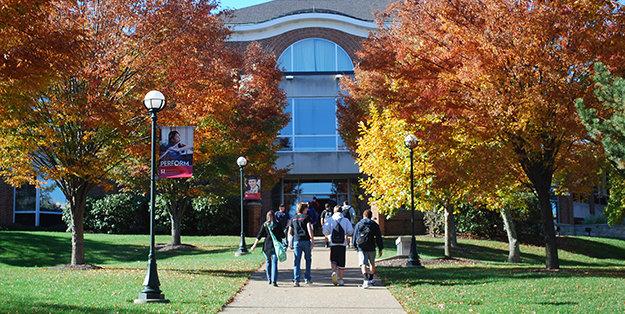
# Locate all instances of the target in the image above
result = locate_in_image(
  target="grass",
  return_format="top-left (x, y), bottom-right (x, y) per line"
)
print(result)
top-left (0, 231), bottom-right (263, 313)
top-left (379, 235), bottom-right (625, 313)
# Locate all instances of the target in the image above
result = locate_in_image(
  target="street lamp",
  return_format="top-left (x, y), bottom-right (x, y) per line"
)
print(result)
top-left (135, 90), bottom-right (169, 304)
top-left (235, 156), bottom-right (249, 256)
top-left (404, 134), bottom-right (423, 268)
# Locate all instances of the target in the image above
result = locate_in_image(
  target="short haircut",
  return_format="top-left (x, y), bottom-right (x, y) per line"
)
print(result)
top-left (343, 201), bottom-right (349, 205)
top-left (297, 202), bottom-right (308, 214)
top-left (325, 203), bottom-right (332, 209)
top-left (334, 205), bottom-right (342, 213)
top-left (363, 209), bottom-right (372, 219)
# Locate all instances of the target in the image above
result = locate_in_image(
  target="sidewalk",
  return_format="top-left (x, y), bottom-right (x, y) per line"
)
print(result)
top-left (221, 239), bottom-right (405, 313)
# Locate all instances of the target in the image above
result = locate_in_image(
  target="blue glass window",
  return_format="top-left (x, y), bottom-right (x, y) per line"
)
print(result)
top-left (277, 38), bottom-right (354, 72)
top-left (294, 99), bottom-right (336, 135)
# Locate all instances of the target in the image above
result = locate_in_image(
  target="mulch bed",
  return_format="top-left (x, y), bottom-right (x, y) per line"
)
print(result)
top-left (377, 256), bottom-right (480, 267)
top-left (156, 243), bottom-right (198, 252)
top-left (50, 264), bottom-right (103, 270)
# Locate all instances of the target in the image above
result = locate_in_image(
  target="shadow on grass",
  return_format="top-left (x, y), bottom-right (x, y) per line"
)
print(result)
top-left (0, 301), bottom-right (147, 314)
top-left (379, 265), bottom-right (625, 287)
top-left (384, 237), bottom-right (625, 267)
top-left (168, 268), bottom-right (253, 278)
top-left (0, 232), bottom-right (233, 267)
top-left (557, 236), bottom-right (625, 260)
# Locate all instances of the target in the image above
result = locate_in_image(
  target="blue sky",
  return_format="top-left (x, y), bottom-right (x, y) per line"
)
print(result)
top-left (219, 0), bottom-right (271, 10)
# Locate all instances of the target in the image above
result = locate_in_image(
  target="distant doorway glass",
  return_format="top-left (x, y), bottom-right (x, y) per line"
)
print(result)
top-left (282, 179), bottom-right (348, 217)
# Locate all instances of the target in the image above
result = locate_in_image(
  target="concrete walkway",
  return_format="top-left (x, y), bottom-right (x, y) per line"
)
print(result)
top-left (222, 239), bottom-right (405, 313)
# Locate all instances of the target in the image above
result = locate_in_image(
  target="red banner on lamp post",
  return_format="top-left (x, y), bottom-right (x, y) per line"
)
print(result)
top-left (244, 176), bottom-right (261, 200)
top-left (159, 126), bottom-right (193, 179)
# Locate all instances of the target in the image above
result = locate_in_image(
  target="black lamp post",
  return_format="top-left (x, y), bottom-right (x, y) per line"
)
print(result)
top-left (404, 134), bottom-right (423, 268)
top-left (135, 90), bottom-right (169, 304)
top-left (235, 156), bottom-right (249, 256)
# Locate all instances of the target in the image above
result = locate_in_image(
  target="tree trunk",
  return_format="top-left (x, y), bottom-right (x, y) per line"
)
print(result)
top-left (501, 208), bottom-right (521, 263)
top-left (70, 192), bottom-right (87, 265)
top-left (170, 211), bottom-right (181, 246)
top-left (525, 164), bottom-right (560, 270)
top-left (444, 205), bottom-right (456, 258)
top-left (168, 199), bottom-right (188, 246)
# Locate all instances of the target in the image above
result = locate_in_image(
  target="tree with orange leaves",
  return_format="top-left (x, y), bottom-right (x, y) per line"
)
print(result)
top-left (342, 0), bottom-right (624, 269)
top-left (0, 0), bottom-right (285, 265)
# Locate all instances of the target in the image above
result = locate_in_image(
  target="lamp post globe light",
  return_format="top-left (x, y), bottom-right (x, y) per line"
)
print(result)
top-left (235, 156), bottom-right (249, 256)
top-left (404, 134), bottom-right (423, 268)
top-left (135, 91), bottom-right (169, 304)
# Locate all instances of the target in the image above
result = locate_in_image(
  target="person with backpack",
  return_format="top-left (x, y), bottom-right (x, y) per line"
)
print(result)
top-left (274, 203), bottom-right (290, 235)
top-left (251, 210), bottom-right (286, 287)
top-left (322, 205), bottom-right (353, 286)
top-left (352, 209), bottom-right (384, 289)
top-left (287, 202), bottom-right (315, 286)
top-left (320, 203), bottom-right (334, 248)
top-left (341, 201), bottom-right (357, 247)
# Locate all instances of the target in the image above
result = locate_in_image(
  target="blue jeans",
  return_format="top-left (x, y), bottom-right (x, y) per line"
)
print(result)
top-left (265, 253), bottom-right (278, 283)
top-left (293, 240), bottom-right (312, 282)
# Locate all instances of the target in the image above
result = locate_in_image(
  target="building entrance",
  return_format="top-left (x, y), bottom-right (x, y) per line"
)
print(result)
top-left (281, 179), bottom-right (349, 218)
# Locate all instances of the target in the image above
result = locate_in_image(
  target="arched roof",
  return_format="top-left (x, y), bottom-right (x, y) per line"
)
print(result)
top-left (226, 0), bottom-right (394, 24)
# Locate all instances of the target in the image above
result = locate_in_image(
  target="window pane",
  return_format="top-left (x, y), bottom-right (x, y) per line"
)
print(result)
top-left (283, 180), bottom-right (300, 195)
top-left (15, 185), bottom-right (36, 212)
top-left (276, 137), bottom-right (292, 151)
top-left (294, 136), bottom-right (336, 151)
top-left (332, 180), bottom-right (348, 194)
top-left (299, 182), bottom-right (333, 194)
top-left (279, 100), bottom-right (293, 135)
top-left (337, 136), bottom-right (347, 150)
top-left (314, 39), bottom-right (336, 71)
top-left (277, 46), bottom-right (292, 72)
top-left (294, 98), bottom-right (336, 135)
top-left (293, 39), bottom-right (316, 72)
top-left (337, 47), bottom-right (354, 71)
top-left (39, 180), bottom-right (66, 212)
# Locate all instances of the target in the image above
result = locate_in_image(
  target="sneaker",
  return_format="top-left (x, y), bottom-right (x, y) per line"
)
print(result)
top-left (305, 279), bottom-right (313, 285)
top-left (293, 281), bottom-right (300, 287)
top-left (362, 280), bottom-right (370, 289)
top-left (331, 272), bottom-right (338, 286)
top-left (338, 279), bottom-right (345, 286)
top-left (273, 282), bottom-right (278, 287)
top-left (369, 278), bottom-right (377, 286)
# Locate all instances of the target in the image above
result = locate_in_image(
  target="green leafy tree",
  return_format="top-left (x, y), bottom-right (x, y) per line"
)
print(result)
top-left (576, 63), bottom-right (625, 225)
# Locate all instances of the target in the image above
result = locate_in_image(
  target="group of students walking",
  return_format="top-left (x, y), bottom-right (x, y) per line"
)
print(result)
top-left (250, 201), bottom-right (384, 289)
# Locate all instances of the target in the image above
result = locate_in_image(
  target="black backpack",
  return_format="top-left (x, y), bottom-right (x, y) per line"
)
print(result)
top-left (356, 222), bottom-right (373, 246)
top-left (331, 219), bottom-right (345, 244)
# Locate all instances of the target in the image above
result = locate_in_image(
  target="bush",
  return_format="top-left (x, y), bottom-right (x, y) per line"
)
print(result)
top-left (63, 193), bottom-right (150, 234)
top-left (454, 203), bottom-right (545, 245)
top-left (63, 192), bottom-right (242, 235)
top-left (423, 207), bottom-right (444, 236)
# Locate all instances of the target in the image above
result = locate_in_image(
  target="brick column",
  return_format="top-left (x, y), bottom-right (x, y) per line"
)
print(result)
top-left (246, 202), bottom-right (262, 236)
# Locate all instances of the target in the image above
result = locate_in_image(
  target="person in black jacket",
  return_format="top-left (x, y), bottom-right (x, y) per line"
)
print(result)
top-left (352, 209), bottom-right (384, 289)
top-left (251, 210), bottom-right (285, 287)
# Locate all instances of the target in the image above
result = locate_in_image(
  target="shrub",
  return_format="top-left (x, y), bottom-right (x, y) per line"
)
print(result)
top-left (423, 207), bottom-right (444, 236)
top-left (62, 193), bottom-right (150, 234)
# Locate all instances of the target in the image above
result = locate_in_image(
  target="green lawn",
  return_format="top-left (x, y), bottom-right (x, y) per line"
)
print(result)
top-left (0, 231), bottom-right (263, 313)
top-left (379, 236), bottom-right (625, 313)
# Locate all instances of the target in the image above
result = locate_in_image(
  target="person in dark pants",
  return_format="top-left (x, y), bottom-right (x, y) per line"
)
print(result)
top-left (352, 209), bottom-right (384, 289)
top-left (322, 205), bottom-right (353, 286)
top-left (274, 203), bottom-right (290, 234)
top-left (287, 202), bottom-right (315, 286)
top-left (251, 210), bottom-right (285, 287)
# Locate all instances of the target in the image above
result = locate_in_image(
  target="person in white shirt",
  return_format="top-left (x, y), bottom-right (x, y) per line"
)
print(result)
top-left (322, 206), bottom-right (354, 286)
